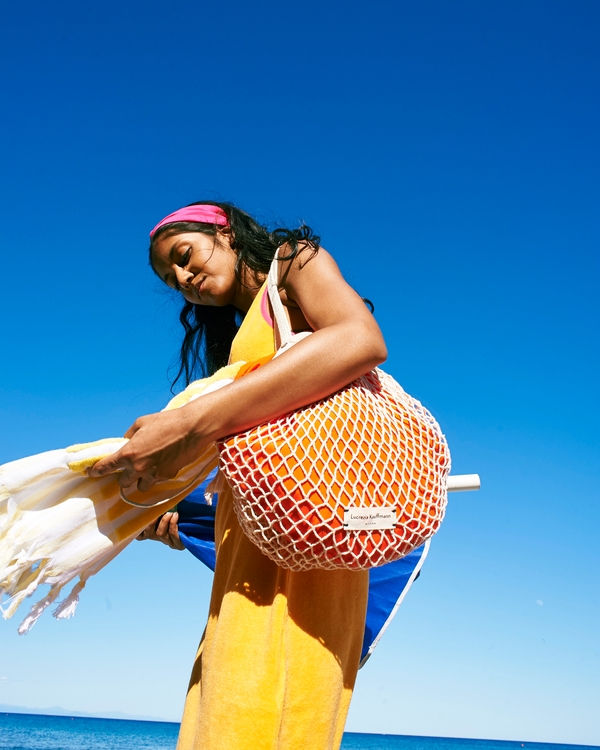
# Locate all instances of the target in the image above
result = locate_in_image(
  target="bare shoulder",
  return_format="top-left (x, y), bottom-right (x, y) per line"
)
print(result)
top-left (274, 242), bottom-right (378, 333)
top-left (277, 243), bottom-right (345, 295)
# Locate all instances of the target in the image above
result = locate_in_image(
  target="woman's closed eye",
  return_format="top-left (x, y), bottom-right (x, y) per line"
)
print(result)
top-left (172, 249), bottom-right (191, 291)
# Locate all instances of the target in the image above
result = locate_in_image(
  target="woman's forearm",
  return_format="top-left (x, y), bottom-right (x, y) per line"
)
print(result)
top-left (185, 318), bottom-right (387, 444)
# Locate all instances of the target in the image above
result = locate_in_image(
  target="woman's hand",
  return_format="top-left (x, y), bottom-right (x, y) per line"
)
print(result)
top-left (137, 511), bottom-right (185, 550)
top-left (86, 404), bottom-right (217, 491)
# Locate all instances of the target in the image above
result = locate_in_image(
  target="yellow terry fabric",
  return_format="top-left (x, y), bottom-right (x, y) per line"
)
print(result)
top-left (227, 282), bottom-right (276, 365)
top-left (177, 283), bottom-right (369, 750)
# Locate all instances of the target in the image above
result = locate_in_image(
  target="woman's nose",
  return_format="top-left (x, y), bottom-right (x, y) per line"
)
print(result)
top-left (174, 266), bottom-right (193, 289)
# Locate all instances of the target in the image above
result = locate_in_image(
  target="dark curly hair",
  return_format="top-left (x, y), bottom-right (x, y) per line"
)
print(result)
top-left (149, 201), bottom-right (320, 390)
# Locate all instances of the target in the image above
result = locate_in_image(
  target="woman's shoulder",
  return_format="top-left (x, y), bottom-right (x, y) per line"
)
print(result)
top-left (276, 243), bottom-right (336, 287)
top-left (276, 244), bottom-right (346, 299)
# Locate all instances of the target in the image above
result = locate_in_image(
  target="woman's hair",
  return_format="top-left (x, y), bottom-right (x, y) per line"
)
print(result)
top-left (149, 200), bottom-right (320, 390)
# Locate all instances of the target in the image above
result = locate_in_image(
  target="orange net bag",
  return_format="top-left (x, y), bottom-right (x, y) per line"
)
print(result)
top-left (218, 255), bottom-right (451, 571)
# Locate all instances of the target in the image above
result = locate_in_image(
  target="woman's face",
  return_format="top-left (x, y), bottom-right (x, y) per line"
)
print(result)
top-left (151, 229), bottom-right (242, 308)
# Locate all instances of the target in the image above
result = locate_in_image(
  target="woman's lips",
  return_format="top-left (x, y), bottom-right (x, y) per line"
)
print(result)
top-left (193, 276), bottom-right (206, 297)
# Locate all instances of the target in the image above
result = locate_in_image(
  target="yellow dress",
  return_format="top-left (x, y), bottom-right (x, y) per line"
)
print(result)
top-left (177, 283), bottom-right (369, 750)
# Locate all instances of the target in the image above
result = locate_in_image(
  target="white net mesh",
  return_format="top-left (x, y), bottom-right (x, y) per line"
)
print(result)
top-left (219, 368), bottom-right (451, 571)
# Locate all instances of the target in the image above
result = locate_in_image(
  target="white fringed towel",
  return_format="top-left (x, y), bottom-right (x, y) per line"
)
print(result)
top-left (0, 363), bottom-right (244, 633)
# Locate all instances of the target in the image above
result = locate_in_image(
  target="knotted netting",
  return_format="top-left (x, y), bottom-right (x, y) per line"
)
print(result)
top-left (219, 367), bottom-right (451, 571)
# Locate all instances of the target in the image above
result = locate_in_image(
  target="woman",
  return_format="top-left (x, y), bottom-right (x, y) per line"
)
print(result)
top-left (89, 201), bottom-right (387, 750)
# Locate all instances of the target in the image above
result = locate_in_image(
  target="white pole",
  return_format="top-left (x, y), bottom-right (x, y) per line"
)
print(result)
top-left (447, 474), bottom-right (481, 492)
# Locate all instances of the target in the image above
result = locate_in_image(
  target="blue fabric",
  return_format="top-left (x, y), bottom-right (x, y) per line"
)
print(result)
top-left (361, 544), bottom-right (426, 663)
top-left (177, 478), bottom-right (219, 571)
top-left (176, 471), bottom-right (426, 665)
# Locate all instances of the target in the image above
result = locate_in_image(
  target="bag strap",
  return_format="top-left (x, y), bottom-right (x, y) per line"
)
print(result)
top-left (268, 248), bottom-right (294, 348)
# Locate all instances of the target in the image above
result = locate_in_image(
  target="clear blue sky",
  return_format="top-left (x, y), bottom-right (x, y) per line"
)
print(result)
top-left (1, 0), bottom-right (598, 744)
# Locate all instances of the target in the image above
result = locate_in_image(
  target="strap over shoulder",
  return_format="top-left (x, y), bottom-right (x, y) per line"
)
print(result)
top-left (267, 247), bottom-right (294, 348)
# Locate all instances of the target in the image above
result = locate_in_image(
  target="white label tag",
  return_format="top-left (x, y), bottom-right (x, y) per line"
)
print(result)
top-left (343, 507), bottom-right (397, 530)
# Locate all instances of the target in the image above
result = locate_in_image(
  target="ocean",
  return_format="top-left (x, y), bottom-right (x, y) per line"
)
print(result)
top-left (0, 713), bottom-right (596, 750)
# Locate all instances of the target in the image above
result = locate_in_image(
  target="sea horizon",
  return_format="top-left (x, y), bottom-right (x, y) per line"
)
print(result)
top-left (0, 710), bottom-right (598, 749)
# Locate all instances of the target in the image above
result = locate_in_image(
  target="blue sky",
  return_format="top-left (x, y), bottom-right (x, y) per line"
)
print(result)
top-left (1, 0), bottom-right (599, 744)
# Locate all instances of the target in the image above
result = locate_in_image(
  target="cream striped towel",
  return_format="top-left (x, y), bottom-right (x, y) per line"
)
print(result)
top-left (0, 363), bottom-right (244, 634)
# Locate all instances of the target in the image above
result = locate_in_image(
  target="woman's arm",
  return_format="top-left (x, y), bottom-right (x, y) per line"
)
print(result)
top-left (89, 249), bottom-right (387, 491)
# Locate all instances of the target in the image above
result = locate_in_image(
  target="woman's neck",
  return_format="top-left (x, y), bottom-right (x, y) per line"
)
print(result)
top-left (232, 267), bottom-right (267, 312)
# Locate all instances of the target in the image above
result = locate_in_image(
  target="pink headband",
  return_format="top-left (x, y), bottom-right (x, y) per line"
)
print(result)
top-left (150, 205), bottom-right (229, 238)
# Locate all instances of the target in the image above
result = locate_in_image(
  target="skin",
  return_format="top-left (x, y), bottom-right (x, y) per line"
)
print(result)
top-left (136, 511), bottom-right (184, 549)
top-left (88, 228), bottom-right (388, 504)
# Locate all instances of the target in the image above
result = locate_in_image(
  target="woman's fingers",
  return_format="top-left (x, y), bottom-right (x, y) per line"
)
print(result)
top-left (136, 521), bottom-right (154, 540)
top-left (155, 513), bottom-right (172, 538)
top-left (86, 443), bottom-right (157, 489)
top-left (88, 408), bottom-right (208, 489)
top-left (168, 512), bottom-right (185, 550)
top-left (136, 514), bottom-right (169, 542)
top-left (87, 449), bottom-right (131, 478)
top-left (136, 512), bottom-right (184, 550)
top-left (123, 417), bottom-right (145, 440)
top-left (87, 418), bottom-right (147, 477)
top-left (136, 475), bottom-right (158, 493)
top-left (156, 511), bottom-right (184, 549)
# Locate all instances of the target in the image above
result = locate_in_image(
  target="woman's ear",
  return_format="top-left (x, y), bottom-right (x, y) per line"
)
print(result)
top-left (217, 225), bottom-right (235, 247)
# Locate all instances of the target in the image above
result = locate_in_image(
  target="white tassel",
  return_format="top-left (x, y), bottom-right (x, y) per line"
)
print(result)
top-left (17, 585), bottom-right (63, 635)
top-left (53, 580), bottom-right (86, 620)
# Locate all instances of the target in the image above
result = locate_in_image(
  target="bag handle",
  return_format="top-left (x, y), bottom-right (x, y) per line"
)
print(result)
top-left (119, 470), bottom-right (206, 508)
top-left (268, 248), bottom-right (294, 348)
